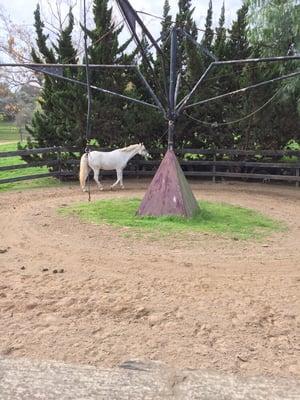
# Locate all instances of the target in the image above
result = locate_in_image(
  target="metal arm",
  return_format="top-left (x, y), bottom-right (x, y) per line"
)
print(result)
top-left (30, 67), bottom-right (160, 109)
top-left (177, 54), bottom-right (300, 112)
top-left (184, 69), bottom-right (300, 110)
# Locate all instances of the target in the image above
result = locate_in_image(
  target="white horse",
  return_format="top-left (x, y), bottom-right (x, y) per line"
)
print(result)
top-left (79, 143), bottom-right (149, 191)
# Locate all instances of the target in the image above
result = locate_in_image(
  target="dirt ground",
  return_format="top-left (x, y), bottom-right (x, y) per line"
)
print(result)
top-left (0, 179), bottom-right (299, 379)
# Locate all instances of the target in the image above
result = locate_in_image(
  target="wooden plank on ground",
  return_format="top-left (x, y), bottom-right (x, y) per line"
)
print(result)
top-left (0, 358), bottom-right (299, 400)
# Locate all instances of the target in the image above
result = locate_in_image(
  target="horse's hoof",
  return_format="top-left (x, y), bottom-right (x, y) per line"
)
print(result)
top-left (82, 188), bottom-right (87, 193)
top-left (120, 186), bottom-right (125, 190)
top-left (99, 187), bottom-right (104, 191)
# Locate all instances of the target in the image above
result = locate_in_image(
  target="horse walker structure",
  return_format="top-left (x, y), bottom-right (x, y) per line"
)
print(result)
top-left (1, 0), bottom-right (300, 217)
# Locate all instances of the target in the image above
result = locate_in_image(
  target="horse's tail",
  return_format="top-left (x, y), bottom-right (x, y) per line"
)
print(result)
top-left (79, 153), bottom-right (89, 190)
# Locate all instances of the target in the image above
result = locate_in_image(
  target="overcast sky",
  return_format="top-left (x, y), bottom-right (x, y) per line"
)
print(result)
top-left (1, 0), bottom-right (243, 39)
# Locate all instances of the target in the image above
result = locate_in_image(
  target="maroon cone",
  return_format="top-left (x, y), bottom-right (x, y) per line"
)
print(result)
top-left (137, 149), bottom-right (200, 217)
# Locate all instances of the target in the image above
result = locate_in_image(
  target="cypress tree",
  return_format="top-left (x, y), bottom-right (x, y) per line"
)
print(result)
top-left (123, 31), bottom-right (166, 149)
top-left (155, 0), bottom-right (172, 94)
top-left (227, 4), bottom-right (250, 60)
top-left (26, 6), bottom-right (86, 151)
top-left (176, 0), bottom-right (197, 83)
top-left (200, 0), bottom-right (214, 71)
top-left (173, 0), bottom-right (208, 148)
top-left (201, 0), bottom-right (214, 53)
top-left (84, 0), bottom-right (133, 147)
top-left (224, 4), bottom-right (254, 149)
top-left (214, 2), bottom-right (226, 60)
top-left (161, 0), bottom-right (173, 53)
top-left (31, 5), bottom-right (56, 64)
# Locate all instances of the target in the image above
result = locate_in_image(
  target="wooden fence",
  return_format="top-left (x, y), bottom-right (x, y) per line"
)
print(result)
top-left (0, 146), bottom-right (299, 187)
top-left (0, 146), bottom-right (74, 184)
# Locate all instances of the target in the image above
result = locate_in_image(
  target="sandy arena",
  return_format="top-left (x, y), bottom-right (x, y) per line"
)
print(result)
top-left (0, 180), bottom-right (299, 378)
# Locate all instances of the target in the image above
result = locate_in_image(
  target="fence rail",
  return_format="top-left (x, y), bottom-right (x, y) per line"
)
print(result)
top-left (0, 146), bottom-right (77, 185)
top-left (0, 146), bottom-right (299, 187)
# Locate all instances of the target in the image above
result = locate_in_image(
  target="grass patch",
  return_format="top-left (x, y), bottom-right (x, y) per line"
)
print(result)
top-left (60, 198), bottom-right (283, 240)
top-left (0, 121), bottom-right (20, 143)
top-left (0, 142), bottom-right (60, 192)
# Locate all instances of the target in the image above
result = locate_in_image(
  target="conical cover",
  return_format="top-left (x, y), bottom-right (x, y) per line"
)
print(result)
top-left (137, 150), bottom-right (200, 217)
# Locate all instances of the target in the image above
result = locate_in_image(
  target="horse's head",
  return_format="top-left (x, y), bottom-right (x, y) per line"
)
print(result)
top-left (138, 143), bottom-right (150, 158)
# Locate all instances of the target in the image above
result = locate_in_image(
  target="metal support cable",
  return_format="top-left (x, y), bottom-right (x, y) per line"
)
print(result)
top-left (177, 54), bottom-right (300, 111)
top-left (176, 63), bottom-right (214, 112)
top-left (183, 87), bottom-right (282, 127)
top-left (30, 67), bottom-right (160, 109)
top-left (180, 29), bottom-right (218, 62)
top-left (184, 69), bottom-right (300, 110)
top-left (213, 55), bottom-right (300, 66)
top-left (0, 63), bottom-right (138, 68)
top-left (65, 18), bottom-right (125, 66)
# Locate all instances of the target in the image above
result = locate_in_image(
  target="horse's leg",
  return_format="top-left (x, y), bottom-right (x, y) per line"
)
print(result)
top-left (111, 169), bottom-right (122, 189)
top-left (92, 167), bottom-right (104, 190)
top-left (119, 169), bottom-right (124, 189)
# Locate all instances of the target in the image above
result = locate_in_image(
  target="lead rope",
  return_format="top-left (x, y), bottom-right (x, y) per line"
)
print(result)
top-left (85, 147), bottom-right (91, 202)
top-left (83, 0), bottom-right (92, 202)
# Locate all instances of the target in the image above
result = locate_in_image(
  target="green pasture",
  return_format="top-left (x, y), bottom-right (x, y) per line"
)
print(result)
top-left (0, 142), bottom-right (60, 192)
top-left (0, 121), bottom-right (20, 143)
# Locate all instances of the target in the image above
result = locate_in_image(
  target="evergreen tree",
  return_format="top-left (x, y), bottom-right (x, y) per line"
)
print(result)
top-left (173, 0), bottom-right (209, 148)
top-left (184, 3), bottom-right (250, 149)
top-left (227, 4), bottom-right (250, 60)
top-left (200, 0), bottom-right (214, 70)
top-left (31, 5), bottom-right (56, 64)
top-left (139, 34), bottom-right (156, 95)
top-left (155, 0), bottom-right (172, 96)
top-left (161, 0), bottom-right (173, 53)
top-left (124, 32), bottom-right (166, 149)
top-left (214, 2), bottom-right (226, 60)
top-left (175, 0), bottom-right (197, 82)
top-left (202, 0), bottom-right (213, 52)
top-left (21, 3), bottom-right (87, 180)
top-left (245, 0), bottom-right (300, 148)
top-left (84, 0), bottom-right (133, 147)
top-left (26, 5), bottom-right (86, 151)
top-left (223, 4), bottom-right (256, 149)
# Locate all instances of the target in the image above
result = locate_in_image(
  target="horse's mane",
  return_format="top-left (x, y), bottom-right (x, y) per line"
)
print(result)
top-left (119, 144), bottom-right (140, 152)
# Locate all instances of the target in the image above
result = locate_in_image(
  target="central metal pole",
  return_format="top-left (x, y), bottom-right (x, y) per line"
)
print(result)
top-left (167, 120), bottom-right (175, 150)
top-left (168, 27), bottom-right (177, 150)
top-left (83, 0), bottom-right (92, 142)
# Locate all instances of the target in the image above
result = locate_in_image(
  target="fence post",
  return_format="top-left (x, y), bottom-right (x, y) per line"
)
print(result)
top-left (212, 152), bottom-right (216, 183)
top-left (57, 148), bottom-right (62, 180)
